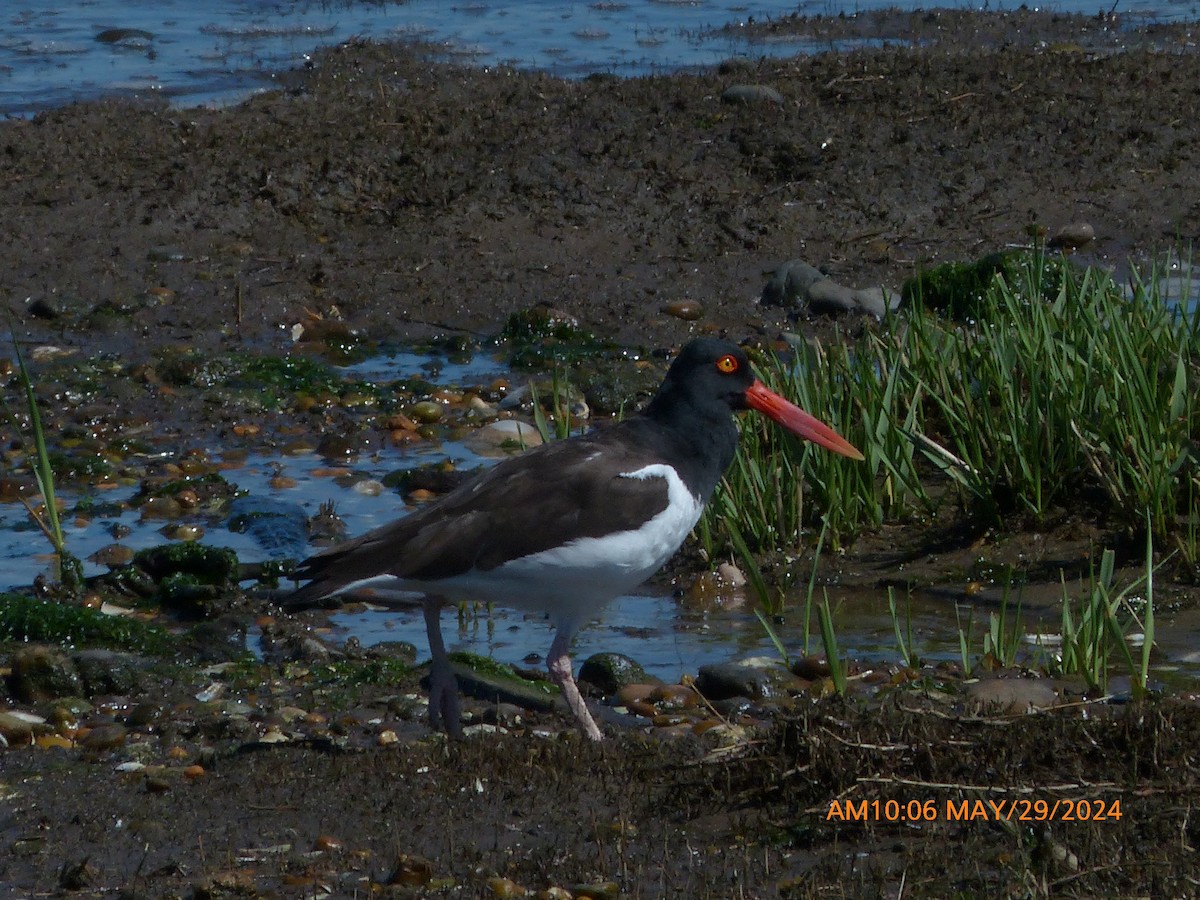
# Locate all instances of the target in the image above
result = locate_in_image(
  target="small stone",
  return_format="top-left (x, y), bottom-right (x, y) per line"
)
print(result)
top-left (965, 678), bottom-right (1058, 714)
top-left (80, 723), bottom-right (128, 752)
top-left (0, 710), bottom-right (49, 744)
top-left (614, 683), bottom-right (656, 707)
top-left (388, 854), bottom-right (436, 887)
top-left (464, 419), bottom-right (544, 455)
top-left (696, 658), bottom-right (798, 701)
top-left (11, 645), bottom-right (83, 703)
top-left (409, 401), bottom-right (445, 424)
top-left (663, 299), bottom-right (703, 321)
top-left (1047, 221), bottom-right (1095, 250)
top-left (648, 684), bottom-right (698, 710)
top-left (791, 656), bottom-right (833, 680)
top-left (487, 876), bottom-right (527, 898)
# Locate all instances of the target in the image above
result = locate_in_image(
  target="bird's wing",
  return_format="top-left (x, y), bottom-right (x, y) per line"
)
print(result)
top-left (288, 431), bottom-right (672, 605)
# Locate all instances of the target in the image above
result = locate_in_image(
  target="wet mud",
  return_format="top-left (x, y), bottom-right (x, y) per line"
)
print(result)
top-left (3, 9), bottom-right (1200, 896)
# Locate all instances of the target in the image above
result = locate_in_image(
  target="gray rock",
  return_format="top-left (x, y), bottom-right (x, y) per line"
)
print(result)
top-left (762, 259), bottom-right (897, 318)
top-left (1047, 221), bottom-right (1095, 250)
top-left (72, 648), bottom-right (152, 696)
top-left (696, 657), bottom-right (798, 701)
top-left (965, 677), bottom-right (1059, 714)
top-left (721, 84), bottom-right (785, 105)
top-left (9, 645), bottom-right (83, 703)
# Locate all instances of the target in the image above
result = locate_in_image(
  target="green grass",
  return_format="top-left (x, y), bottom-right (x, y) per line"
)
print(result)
top-left (704, 249), bottom-right (1200, 573)
top-left (2, 337), bottom-right (84, 591)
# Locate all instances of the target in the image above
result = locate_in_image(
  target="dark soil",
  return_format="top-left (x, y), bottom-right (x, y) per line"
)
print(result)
top-left (3, 10), bottom-right (1200, 897)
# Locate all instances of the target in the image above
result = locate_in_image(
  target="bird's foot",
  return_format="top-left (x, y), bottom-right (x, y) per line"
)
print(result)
top-left (547, 650), bottom-right (603, 742)
top-left (427, 663), bottom-right (463, 739)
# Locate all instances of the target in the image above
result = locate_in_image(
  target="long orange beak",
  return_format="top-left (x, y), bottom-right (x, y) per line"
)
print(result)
top-left (744, 381), bottom-right (865, 461)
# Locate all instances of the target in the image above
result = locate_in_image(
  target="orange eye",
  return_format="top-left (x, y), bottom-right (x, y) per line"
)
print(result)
top-left (715, 354), bottom-right (739, 374)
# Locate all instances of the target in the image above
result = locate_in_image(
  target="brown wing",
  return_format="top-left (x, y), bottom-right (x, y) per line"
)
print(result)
top-left (287, 429), bottom-right (670, 607)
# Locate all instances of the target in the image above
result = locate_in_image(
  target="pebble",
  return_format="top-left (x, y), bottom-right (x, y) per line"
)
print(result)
top-left (387, 853), bottom-right (436, 887)
top-left (648, 684), bottom-right (697, 710)
top-left (614, 683), bottom-right (656, 707)
top-left (87, 543), bottom-right (135, 568)
top-left (487, 876), bottom-right (528, 898)
top-left (464, 419), bottom-right (544, 455)
top-left (965, 677), bottom-right (1059, 714)
top-left (0, 710), bottom-right (49, 744)
top-left (1047, 221), bottom-right (1096, 250)
top-left (663, 298), bottom-right (703, 320)
top-left (409, 400), bottom-right (445, 424)
top-left (80, 723), bottom-right (128, 752)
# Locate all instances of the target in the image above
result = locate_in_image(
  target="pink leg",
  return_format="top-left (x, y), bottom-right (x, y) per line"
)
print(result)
top-left (423, 597), bottom-right (463, 738)
top-left (547, 628), bottom-right (603, 742)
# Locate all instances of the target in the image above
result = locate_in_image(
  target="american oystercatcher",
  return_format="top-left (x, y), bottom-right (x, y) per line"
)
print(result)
top-left (288, 338), bottom-right (863, 740)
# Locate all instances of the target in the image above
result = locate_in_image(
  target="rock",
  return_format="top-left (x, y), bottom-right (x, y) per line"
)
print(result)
top-left (696, 657), bottom-right (799, 701)
top-left (721, 84), bottom-right (785, 105)
top-left (409, 400), bottom-right (445, 424)
top-left (614, 683), bottom-right (656, 707)
top-left (463, 419), bottom-right (544, 455)
top-left (662, 299), bottom-right (703, 321)
top-left (1047, 221), bottom-right (1095, 250)
top-left (435, 657), bottom-right (557, 713)
top-left (0, 709), bottom-right (51, 744)
top-left (387, 853), bottom-right (436, 887)
top-left (80, 722), bottom-right (128, 752)
top-left (72, 649), bottom-right (152, 696)
top-left (965, 677), bottom-right (1059, 714)
top-left (9, 645), bottom-right (83, 703)
top-left (647, 683), bottom-right (698, 710)
top-left (762, 259), bottom-right (897, 318)
top-left (577, 653), bottom-right (650, 696)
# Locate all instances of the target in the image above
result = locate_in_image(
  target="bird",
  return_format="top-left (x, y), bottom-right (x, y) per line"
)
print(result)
top-left (287, 338), bottom-right (863, 741)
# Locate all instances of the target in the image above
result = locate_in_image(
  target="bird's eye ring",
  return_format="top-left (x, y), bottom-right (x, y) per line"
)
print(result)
top-left (715, 354), bottom-right (739, 374)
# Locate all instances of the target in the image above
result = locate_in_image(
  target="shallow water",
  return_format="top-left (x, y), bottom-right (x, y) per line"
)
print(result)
top-left (4, 0), bottom-right (1199, 116)
top-left (2, 344), bottom-right (1198, 687)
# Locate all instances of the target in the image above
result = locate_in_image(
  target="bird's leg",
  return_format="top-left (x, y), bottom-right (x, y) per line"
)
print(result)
top-left (546, 627), bottom-right (603, 742)
top-left (422, 596), bottom-right (462, 738)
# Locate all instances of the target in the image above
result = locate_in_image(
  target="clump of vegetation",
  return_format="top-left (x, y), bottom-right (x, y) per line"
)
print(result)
top-left (706, 250), bottom-right (1200, 569)
top-left (0, 593), bottom-right (172, 653)
top-left (500, 306), bottom-right (618, 369)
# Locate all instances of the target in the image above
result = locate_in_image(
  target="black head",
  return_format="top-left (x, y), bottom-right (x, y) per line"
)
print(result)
top-left (653, 338), bottom-right (755, 413)
top-left (649, 338), bottom-right (865, 460)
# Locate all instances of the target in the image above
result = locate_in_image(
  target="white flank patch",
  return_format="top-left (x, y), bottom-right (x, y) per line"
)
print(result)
top-left (403, 463), bottom-right (704, 629)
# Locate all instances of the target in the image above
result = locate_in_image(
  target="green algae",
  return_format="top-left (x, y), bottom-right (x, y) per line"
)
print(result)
top-left (0, 593), bottom-right (172, 654)
top-left (902, 250), bottom-right (1071, 319)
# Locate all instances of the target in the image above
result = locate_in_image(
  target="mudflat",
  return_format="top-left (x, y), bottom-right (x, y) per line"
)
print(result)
top-left (2, 10), bottom-right (1199, 896)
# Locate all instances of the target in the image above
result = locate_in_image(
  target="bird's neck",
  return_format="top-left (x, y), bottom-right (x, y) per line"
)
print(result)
top-left (639, 391), bottom-right (739, 500)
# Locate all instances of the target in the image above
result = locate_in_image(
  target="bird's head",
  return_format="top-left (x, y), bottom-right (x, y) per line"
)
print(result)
top-left (663, 338), bottom-right (864, 461)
